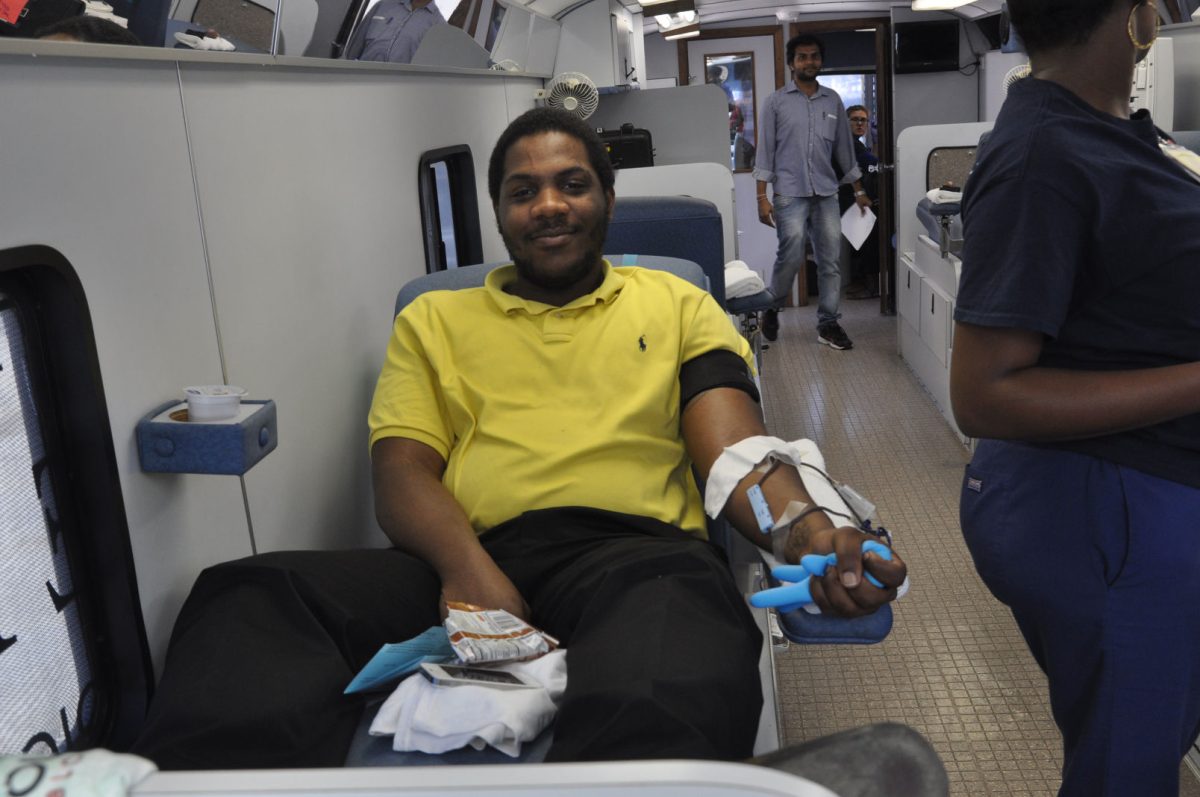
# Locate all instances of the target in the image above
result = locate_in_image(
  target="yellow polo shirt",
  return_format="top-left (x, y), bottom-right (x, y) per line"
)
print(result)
top-left (368, 262), bottom-right (752, 537)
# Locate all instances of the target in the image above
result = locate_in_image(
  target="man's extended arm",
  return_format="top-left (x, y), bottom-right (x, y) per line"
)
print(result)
top-left (372, 437), bottom-right (529, 620)
top-left (681, 387), bottom-right (905, 617)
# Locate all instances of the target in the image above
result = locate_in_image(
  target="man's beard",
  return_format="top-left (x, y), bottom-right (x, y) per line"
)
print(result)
top-left (501, 211), bottom-right (611, 292)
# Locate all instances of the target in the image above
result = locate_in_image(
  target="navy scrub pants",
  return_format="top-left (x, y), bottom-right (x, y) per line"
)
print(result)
top-left (132, 507), bottom-right (763, 769)
top-left (961, 440), bottom-right (1200, 797)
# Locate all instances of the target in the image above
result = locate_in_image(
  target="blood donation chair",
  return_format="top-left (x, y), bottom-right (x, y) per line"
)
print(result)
top-left (316, 254), bottom-right (945, 796)
top-left (348, 251), bottom-right (891, 755)
top-left (350, 254), bottom-right (780, 764)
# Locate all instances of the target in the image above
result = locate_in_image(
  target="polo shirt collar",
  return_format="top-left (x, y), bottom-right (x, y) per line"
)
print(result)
top-left (784, 81), bottom-right (828, 99)
top-left (485, 259), bottom-right (625, 315)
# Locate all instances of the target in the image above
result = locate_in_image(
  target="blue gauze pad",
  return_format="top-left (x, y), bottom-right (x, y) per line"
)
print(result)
top-left (344, 626), bottom-right (455, 694)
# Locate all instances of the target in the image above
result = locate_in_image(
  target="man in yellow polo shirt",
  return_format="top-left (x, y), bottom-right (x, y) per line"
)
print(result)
top-left (131, 108), bottom-right (906, 770)
top-left (365, 108), bottom-right (907, 762)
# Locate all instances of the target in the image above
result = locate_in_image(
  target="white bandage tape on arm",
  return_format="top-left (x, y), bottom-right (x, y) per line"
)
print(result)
top-left (704, 436), bottom-right (839, 518)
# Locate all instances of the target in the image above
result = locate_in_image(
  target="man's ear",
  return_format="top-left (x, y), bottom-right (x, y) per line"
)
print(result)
top-left (605, 190), bottom-right (616, 221)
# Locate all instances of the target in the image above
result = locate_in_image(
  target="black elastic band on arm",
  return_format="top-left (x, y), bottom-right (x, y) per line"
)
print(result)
top-left (679, 349), bottom-right (760, 410)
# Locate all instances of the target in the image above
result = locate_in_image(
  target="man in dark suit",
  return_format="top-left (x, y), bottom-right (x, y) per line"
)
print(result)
top-left (839, 105), bottom-right (880, 300)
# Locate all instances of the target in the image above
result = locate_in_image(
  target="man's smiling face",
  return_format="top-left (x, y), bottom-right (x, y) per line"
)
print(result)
top-left (496, 131), bottom-right (615, 305)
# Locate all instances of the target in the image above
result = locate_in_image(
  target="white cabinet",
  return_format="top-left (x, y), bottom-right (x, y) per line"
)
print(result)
top-left (898, 253), bottom-right (922, 330)
top-left (896, 249), bottom-right (968, 446)
top-left (553, 0), bottom-right (639, 87)
top-left (919, 278), bottom-right (952, 367)
top-left (916, 234), bottom-right (958, 300)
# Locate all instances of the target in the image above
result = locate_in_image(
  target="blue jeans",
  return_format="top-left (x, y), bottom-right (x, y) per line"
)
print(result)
top-left (961, 440), bottom-right (1200, 796)
top-left (768, 194), bottom-right (842, 326)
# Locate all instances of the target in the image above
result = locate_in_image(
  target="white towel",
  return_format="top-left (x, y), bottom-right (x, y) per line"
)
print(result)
top-left (173, 32), bottom-right (236, 51)
top-left (924, 188), bottom-right (963, 205)
top-left (724, 260), bottom-right (766, 299)
top-left (370, 649), bottom-right (567, 757)
top-left (704, 436), bottom-right (833, 520)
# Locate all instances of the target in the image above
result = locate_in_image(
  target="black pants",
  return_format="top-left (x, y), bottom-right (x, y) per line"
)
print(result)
top-left (132, 507), bottom-right (763, 769)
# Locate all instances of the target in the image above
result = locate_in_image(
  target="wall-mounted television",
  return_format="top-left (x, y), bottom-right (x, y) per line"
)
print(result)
top-left (894, 20), bottom-right (960, 74)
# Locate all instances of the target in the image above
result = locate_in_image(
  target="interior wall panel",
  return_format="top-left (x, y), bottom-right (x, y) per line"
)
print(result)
top-left (0, 53), bottom-right (253, 674)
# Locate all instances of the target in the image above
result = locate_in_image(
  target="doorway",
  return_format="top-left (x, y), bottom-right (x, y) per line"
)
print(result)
top-left (786, 18), bottom-right (896, 315)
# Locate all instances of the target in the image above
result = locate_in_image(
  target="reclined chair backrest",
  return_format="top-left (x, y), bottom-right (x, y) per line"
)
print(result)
top-left (0, 245), bottom-right (152, 757)
top-left (603, 197), bottom-right (727, 309)
top-left (925, 145), bottom-right (979, 193)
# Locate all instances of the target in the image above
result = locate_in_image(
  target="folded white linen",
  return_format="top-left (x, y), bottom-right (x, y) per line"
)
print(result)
top-left (925, 188), bottom-right (963, 205)
top-left (724, 260), bottom-right (766, 299)
top-left (173, 32), bottom-right (236, 51)
top-left (370, 649), bottom-right (567, 757)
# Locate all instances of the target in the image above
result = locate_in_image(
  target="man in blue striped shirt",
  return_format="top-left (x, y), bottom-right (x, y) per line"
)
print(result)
top-left (754, 34), bottom-right (871, 351)
top-left (344, 0), bottom-right (446, 64)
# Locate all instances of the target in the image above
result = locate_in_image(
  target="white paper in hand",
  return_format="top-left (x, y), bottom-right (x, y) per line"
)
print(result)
top-left (841, 205), bottom-right (877, 251)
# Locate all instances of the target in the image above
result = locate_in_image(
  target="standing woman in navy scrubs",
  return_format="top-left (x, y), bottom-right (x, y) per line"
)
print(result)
top-left (950, 1), bottom-right (1200, 795)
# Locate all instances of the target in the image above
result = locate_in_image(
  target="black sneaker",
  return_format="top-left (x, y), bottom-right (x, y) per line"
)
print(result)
top-left (817, 322), bottom-right (853, 350)
top-left (762, 309), bottom-right (779, 342)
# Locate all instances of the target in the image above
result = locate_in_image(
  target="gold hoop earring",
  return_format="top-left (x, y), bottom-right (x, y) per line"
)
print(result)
top-left (1128, 0), bottom-right (1160, 50)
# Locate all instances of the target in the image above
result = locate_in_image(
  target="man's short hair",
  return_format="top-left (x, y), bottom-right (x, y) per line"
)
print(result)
top-left (1007, 0), bottom-right (1123, 56)
top-left (846, 105), bottom-right (867, 117)
top-left (36, 15), bottom-right (142, 45)
top-left (786, 33), bottom-right (825, 63)
top-left (487, 108), bottom-right (616, 206)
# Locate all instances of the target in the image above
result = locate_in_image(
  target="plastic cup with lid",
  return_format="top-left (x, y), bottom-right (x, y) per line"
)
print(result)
top-left (184, 385), bottom-right (248, 421)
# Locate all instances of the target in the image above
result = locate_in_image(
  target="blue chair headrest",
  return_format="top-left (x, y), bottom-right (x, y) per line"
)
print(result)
top-left (604, 196), bottom-right (727, 309)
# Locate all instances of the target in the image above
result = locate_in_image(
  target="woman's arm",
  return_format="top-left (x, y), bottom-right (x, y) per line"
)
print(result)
top-left (950, 321), bottom-right (1200, 441)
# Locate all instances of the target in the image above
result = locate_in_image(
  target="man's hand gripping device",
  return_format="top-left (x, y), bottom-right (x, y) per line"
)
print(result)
top-left (750, 539), bottom-right (893, 613)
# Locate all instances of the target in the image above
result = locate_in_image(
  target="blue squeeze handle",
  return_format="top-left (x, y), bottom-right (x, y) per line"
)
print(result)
top-left (749, 540), bottom-right (892, 610)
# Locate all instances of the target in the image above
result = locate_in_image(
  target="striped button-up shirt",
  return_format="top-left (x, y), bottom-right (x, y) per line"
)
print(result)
top-left (346, 0), bottom-right (446, 64)
top-left (753, 81), bottom-right (861, 198)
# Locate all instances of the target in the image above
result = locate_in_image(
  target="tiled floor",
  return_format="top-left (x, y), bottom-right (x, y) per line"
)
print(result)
top-left (759, 299), bottom-right (1200, 796)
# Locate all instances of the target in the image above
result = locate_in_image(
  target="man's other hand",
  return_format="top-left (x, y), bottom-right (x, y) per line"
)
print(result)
top-left (439, 561), bottom-right (530, 622)
top-left (804, 526), bottom-right (907, 618)
top-left (758, 195), bottom-right (775, 227)
top-left (856, 192), bottom-right (872, 215)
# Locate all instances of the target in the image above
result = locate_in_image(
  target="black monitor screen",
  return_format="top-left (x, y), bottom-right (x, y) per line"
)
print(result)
top-left (894, 20), bottom-right (959, 74)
